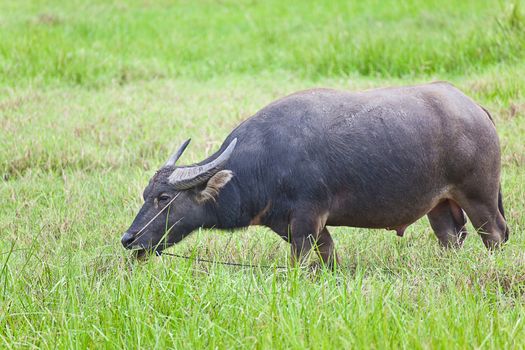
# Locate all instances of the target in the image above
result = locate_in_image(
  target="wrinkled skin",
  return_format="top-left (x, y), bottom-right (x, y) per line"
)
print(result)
top-left (122, 82), bottom-right (509, 266)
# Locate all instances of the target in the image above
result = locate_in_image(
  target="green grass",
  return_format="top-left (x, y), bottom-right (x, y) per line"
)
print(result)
top-left (1, 0), bottom-right (525, 348)
top-left (1, 0), bottom-right (525, 86)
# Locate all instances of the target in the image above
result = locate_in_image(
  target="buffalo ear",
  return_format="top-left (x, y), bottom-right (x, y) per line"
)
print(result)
top-left (196, 170), bottom-right (234, 203)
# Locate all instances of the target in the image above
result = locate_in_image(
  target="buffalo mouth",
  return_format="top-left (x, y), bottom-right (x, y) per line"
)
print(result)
top-left (133, 249), bottom-right (150, 260)
top-left (131, 244), bottom-right (171, 260)
top-left (132, 248), bottom-right (164, 260)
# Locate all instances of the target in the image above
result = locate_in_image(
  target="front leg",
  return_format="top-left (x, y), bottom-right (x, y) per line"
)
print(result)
top-left (290, 233), bottom-right (314, 267)
top-left (315, 227), bottom-right (340, 269)
top-left (289, 212), bottom-right (331, 267)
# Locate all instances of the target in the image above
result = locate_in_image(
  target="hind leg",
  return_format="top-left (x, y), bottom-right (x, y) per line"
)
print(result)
top-left (427, 199), bottom-right (468, 247)
top-left (458, 197), bottom-right (508, 249)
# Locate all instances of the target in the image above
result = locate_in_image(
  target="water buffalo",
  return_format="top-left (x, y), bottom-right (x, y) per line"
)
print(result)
top-left (121, 82), bottom-right (509, 266)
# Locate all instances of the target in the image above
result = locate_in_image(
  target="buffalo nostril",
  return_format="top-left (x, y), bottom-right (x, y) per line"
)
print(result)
top-left (121, 231), bottom-right (135, 248)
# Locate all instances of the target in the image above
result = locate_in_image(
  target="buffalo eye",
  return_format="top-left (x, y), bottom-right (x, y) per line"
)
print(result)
top-left (158, 194), bottom-right (171, 203)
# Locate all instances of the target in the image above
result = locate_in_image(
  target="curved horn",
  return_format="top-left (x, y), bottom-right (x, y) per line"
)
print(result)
top-left (164, 139), bottom-right (191, 167)
top-left (168, 138), bottom-right (237, 189)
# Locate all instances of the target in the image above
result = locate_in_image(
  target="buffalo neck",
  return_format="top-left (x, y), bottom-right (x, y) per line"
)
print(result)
top-left (212, 176), bottom-right (268, 229)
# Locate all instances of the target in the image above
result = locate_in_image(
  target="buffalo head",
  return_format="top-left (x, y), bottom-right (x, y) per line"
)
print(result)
top-left (121, 138), bottom-right (237, 258)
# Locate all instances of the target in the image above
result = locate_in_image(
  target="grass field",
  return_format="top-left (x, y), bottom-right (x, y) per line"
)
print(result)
top-left (1, 0), bottom-right (525, 348)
